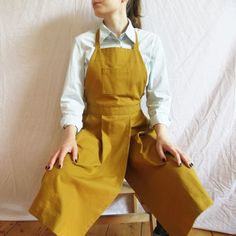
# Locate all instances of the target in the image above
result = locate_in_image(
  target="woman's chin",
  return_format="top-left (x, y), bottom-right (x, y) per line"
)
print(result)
top-left (93, 11), bottom-right (105, 18)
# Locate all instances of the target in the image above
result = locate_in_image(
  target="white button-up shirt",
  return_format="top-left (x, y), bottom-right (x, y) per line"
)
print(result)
top-left (60, 18), bottom-right (172, 133)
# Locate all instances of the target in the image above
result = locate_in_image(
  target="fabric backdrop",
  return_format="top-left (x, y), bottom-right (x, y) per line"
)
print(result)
top-left (0, 0), bottom-right (235, 234)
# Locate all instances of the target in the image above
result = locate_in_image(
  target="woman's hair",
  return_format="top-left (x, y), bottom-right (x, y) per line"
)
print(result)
top-left (126, 0), bottom-right (142, 29)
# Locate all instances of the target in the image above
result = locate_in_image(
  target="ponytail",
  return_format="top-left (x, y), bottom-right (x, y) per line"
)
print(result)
top-left (126, 0), bottom-right (142, 29)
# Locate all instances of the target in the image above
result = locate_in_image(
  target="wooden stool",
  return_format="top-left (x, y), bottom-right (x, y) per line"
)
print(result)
top-left (94, 179), bottom-right (156, 236)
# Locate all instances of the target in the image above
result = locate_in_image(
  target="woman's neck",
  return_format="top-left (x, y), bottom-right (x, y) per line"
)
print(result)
top-left (103, 14), bottom-right (129, 37)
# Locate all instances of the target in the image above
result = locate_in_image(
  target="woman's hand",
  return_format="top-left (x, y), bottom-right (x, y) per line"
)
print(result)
top-left (153, 123), bottom-right (193, 168)
top-left (45, 125), bottom-right (78, 171)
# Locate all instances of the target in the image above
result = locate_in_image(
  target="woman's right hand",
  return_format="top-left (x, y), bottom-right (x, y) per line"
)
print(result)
top-left (45, 125), bottom-right (78, 170)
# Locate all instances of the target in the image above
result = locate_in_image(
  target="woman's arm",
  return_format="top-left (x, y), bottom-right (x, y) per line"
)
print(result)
top-left (146, 34), bottom-right (172, 131)
top-left (60, 37), bottom-right (86, 137)
top-left (147, 35), bottom-right (193, 168)
top-left (45, 37), bottom-right (86, 170)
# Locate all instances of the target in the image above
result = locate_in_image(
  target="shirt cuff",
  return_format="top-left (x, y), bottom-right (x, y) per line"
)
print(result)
top-left (60, 116), bottom-right (83, 134)
top-left (149, 113), bottom-right (171, 129)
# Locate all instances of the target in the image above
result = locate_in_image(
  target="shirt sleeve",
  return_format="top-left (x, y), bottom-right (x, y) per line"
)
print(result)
top-left (146, 35), bottom-right (172, 128)
top-left (59, 37), bottom-right (85, 134)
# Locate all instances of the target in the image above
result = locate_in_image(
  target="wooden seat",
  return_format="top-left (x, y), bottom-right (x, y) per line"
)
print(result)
top-left (94, 179), bottom-right (156, 236)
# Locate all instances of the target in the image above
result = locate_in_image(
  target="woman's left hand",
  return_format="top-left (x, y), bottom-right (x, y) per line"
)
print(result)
top-left (154, 124), bottom-right (193, 168)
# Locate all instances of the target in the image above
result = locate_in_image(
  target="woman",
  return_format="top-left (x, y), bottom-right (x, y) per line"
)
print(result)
top-left (28, 1), bottom-right (214, 236)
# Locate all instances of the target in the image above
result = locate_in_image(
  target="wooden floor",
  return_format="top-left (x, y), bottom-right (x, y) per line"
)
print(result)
top-left (0, 221), bottom-right (235, 236)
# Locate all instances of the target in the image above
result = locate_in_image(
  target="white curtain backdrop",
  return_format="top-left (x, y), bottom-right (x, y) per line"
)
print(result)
top-left (0, 0), bottom-right (235, 234)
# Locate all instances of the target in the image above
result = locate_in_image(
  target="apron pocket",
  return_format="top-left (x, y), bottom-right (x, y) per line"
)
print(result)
top-left (76, 128), bottom-right (102, 167)
top-left (102, 67), bottom-right (130, 95)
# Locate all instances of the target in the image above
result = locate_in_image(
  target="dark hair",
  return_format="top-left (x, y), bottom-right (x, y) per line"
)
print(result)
top-left (126, 0), bottom-right (142, 29)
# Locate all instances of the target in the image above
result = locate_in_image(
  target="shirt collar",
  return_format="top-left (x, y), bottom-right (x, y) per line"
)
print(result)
top-left (99, 18), bottom-right (136, 44)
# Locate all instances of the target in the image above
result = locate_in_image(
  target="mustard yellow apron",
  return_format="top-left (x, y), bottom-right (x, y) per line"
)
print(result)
top-left (28, 29), bottom-right (214, 236)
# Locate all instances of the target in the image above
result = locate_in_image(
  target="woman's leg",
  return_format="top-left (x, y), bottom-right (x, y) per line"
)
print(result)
top-left (125, 129), bottom-right (214, 236)
top-left (153, 220), bottom-right (169, 236)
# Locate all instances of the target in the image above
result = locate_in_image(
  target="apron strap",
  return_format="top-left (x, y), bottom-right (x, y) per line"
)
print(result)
top-left (133, 30), bottom-right (139, 51)
top-left (95, 29), bottom-right (100, 49)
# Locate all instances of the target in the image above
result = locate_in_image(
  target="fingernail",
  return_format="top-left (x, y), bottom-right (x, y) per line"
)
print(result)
top-left (179, 162), bottom-right (182, 167)
top-left (45, 165), bottom-right (48, 170)
top-left (190, 163), bottom-right (194, 167)
top-left (75, 159), bottom-right (77, 163)
top-left (162, 158), bottom-right (166, 162)
top-left (58, 164), bottom-right (61, 168)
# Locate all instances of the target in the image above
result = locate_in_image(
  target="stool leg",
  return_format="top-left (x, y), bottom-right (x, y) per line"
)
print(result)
top-left (151, 214), bottom-right (156, 230)
top-left (149, 213), bottom-right (157, 235)
top-left (133, 194), bottom-right (138, 213)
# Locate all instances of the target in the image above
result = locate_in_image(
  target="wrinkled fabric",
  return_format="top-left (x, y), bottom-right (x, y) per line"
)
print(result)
top-left (28, 28), bottom-right (213, 236)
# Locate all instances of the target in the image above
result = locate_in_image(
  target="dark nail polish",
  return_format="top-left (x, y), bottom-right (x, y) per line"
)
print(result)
top-left (190, 163), bottom-right (194, 167)
top-left (179, 163), bottom-right (182, 167)
top-left (75, 159), bottom-right (77, 163)
top-left (59, 164), bottom-right (61, 168)
top-left (45, 165), bottom-right (48, 170)
top-left (162, 158), bottom-right (166, 162)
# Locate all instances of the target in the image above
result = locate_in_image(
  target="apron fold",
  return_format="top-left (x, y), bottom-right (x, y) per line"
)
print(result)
top-left (130, 128), bottom-right (167, 167)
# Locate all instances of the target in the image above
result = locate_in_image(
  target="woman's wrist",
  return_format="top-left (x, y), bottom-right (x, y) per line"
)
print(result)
top-left (63, 125), bottom-right (77, 139)
top-left (153, 123), bottom-right (168, 139)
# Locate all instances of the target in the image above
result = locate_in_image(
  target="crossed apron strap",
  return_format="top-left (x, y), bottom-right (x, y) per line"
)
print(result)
top-left (95, 28), bottom-right (139, 51)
